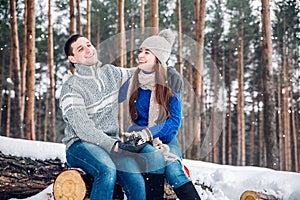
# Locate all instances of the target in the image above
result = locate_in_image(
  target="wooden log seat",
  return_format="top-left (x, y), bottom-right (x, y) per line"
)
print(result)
top-left (53, 169), bottom-right (124, 200)
top-left (240, 190), bottom-right (279, 200)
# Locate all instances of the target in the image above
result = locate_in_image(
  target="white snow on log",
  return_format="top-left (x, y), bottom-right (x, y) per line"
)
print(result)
top-left (0, 136), bottom-right (66, 162)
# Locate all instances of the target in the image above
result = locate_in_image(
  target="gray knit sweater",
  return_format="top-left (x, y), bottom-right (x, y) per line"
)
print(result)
top-left (59, 61), bottom-right (135, 153)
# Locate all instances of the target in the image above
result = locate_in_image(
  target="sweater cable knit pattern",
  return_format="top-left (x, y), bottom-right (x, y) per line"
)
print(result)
top-left (59, 61), bottom-right (135, 153)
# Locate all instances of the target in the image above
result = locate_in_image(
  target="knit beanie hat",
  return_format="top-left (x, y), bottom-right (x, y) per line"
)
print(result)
top-left (140, 29), bottom-right (175, 68)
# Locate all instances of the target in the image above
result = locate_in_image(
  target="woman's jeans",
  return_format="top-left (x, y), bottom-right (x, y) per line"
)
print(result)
top-left (66, 141), bottom-right (165, 200)
top-left (165, 141), bottom-right (190, 189)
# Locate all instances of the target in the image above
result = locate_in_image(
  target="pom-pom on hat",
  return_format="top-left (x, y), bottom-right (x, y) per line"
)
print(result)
top-left (140, 29), bottom-right (175, 68)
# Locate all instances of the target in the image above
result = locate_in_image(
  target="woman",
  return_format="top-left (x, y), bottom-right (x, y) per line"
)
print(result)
top-left (122, 29), bottom-right (201, 200)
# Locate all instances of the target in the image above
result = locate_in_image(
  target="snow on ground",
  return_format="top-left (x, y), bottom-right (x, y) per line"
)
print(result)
top-left (1, 136), bottom-right (300, 200)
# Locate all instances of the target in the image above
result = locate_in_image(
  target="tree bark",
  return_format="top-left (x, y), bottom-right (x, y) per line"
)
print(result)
top-left (237, 10), bottom-right (245, 166)
top-left (20, 1), bottom-right (28, 134)
top-left (26, 0), bottom-right (36, 140)
top-left (0, 151), bottom-right (67, 200)
top-left (227, 47), bottom-right (232, 165)
top-left (192, 0), bottom-right (206, 160)
top-left (76, 0), bottom-right (82, 35)
top-left (10, 0), bottom-right (23, 138)
top-left (261, 0), bottom-right (278, 170)
top-left (140, 0), bottom-right (145, 37)
top-left (69, 0), bottom-right (76, 36)
top-left (86, 0), bottom-right (91, 40)
top-left (150, 0), bottom-right (159, 34)
top-left (240, 190), bottom-right (278, 200)
top-left (176, 0), bottom-right (183, 75)
top-left (48, 0), bottom-right (56, 142)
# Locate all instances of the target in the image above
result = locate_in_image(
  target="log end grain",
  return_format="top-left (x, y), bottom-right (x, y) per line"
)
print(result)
top-left (53, 169), bottom-right (87, 200)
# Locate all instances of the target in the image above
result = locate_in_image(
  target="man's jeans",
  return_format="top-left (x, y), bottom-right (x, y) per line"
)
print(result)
top-left (66, 141), bottom-right (146, 200)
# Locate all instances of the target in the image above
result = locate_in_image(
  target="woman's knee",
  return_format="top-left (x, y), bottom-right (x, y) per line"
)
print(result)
top-left (140, 145), bottom-right (165, 173)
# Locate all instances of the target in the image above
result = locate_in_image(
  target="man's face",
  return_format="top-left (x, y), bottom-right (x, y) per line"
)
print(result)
top-left (68, 37), bottom-right (98, 66)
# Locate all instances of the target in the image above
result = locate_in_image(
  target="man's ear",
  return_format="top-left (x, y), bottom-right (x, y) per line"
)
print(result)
top-left (68, 55), bottom-right (77, 64)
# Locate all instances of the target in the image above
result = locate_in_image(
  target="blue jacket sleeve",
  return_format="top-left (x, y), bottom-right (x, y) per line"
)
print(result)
top-left (149, 92), bottom-right (182, 143)
top-left (118, 78), bottom-right (130, 103)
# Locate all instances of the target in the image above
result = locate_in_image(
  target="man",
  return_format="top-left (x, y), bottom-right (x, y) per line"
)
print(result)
top-left (59, 34), bottom-right (183, 199)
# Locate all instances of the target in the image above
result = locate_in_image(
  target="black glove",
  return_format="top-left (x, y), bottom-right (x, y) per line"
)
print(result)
top-left (118, 136), bottom-right (146, 153)
top-left (167, 66), bottom-right (184, 93)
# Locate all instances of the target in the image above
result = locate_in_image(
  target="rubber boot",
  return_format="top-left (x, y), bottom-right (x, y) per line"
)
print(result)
top-left (143, 173), bottom-right (165, 200)
top-left (174, 181), bottom-right (201, 200)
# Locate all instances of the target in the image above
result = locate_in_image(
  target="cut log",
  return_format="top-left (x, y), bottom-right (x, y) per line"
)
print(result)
top-left (0, 151), bottom-right (67, 200)
top-left (53, 169), bottom-right (124, 200)
top-left (240, 190), bottom-right (279, 200)
top-left (53, 169), bottom-right (89, 200)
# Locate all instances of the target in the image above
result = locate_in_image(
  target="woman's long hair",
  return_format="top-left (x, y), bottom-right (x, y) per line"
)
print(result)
top-left (128, 60), bottom-right (173, 122)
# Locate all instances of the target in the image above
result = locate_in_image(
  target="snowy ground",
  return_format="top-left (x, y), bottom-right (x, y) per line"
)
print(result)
top-left (1, 136), bottom-right (300, 200)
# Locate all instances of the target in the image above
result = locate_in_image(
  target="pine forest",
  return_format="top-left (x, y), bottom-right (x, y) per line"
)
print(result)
top-left (0, 0), bottom-right (299, 173)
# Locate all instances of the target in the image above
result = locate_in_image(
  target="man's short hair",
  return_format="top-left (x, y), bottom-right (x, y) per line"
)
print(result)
top-left (64, 34), bottom-right (83, 57)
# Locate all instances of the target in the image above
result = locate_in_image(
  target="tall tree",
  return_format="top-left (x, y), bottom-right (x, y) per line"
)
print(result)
top-left (76, 0), bottom-right (82, 35)
top-left (140, 0), bottom-right (144, 36)
top-left (150, 0), bottom-right (159, 34)
top-left (176, 0), bottom-right (183, 75)
top-left (6, 61), bottom-right (12, 137)
top-left (86, 0), bottom-right (91, 40)
top-left (48, 0), bottom-right (56, 142)
top-left (192, 0), bottom-right (206, 160)
top-left (261, 0), bottom-right (278, 170)
top-left (26, 0), bottom-right (36, 140)
top-left (117, 0), bottom-right (126, 132)
top-left (20, 0), bottom-right (28, 137)
top-left (227, 46), bottom-right (233, 165)
top-left (69, 0), bottom-right (76, 36)
top-left (9, 0), bottom-right (22, 138)
top-left (237, 8), bottom-right (245, 165)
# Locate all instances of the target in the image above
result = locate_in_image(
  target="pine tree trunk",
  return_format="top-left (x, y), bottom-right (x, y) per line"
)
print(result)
top-left (20, 1), bottom-right (28, 134)
top-left (48, 0), bottom-right (56, 142)
top-left (26, 0), bottom-right (36, 140)
top-left (237, 14), bottom-right (245, 166)
top-left (10, 0), bottom-right (23, 138)
top-left (0, 56), bottom-right (4, 133)
top-left (250, 75), bottom-right (256, 165)
top-left (6, 63), bottom-right (12, 137)
top-left (227, 47), bottom-right (232, 165)
top-left (76, 0), bottom-right (82, 35)
top-left (86, 0), bottom-right (91, 40)
top-left (192, 0), bottom-right (201, 160)
top-left (117, 0), bottom-right (126, 133)
top-left (140, 0), bottom-right (145, 37)
top-left (69, 0), bottom-right (76, 36)
top-left (221, 46), bottom-right (226, 164)
top-left (212, 39), bottom-right (219, 164)
top-left (261, 0), bottom-right (278, 170)
top-left (176, 0), bottom-right (183, 75)
top-left (150, 0), bottom-right (159, 34)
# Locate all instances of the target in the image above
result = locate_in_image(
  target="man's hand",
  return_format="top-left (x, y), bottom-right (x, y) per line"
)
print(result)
top-left (122, 129), bottom-right (153, 144)
top-left (117, 136), bottom-right (146, 153)
top-left (167, 66), bottom-right (183, 93)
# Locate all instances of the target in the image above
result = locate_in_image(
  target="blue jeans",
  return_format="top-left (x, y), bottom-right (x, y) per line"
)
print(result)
top-left (66, 141), bottom-right (146, 200)
top-left (137, 143), bottom-right (165, 174)
top-left (165, 141), bottom-right (190, 189)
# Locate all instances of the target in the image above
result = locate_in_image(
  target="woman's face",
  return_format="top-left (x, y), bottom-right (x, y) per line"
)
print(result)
top-left (138, 48), bottom-right (156, 72)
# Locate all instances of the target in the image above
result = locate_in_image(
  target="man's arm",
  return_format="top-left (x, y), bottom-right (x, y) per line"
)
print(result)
top-left (167, 66), bottom-right (183, 93)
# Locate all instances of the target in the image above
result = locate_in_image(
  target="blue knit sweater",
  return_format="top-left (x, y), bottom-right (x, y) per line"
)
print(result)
top-left (120, 80), bottom-right (182, 143)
